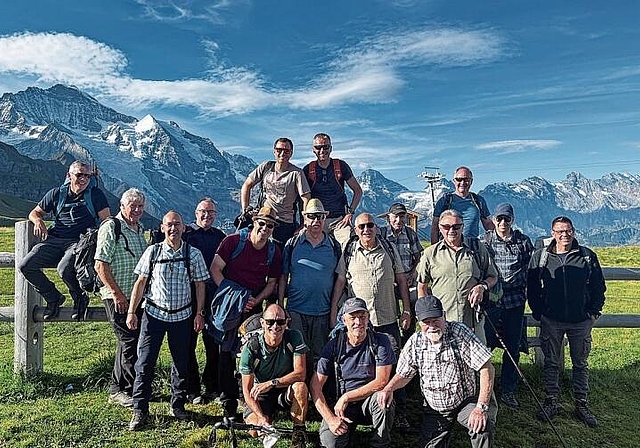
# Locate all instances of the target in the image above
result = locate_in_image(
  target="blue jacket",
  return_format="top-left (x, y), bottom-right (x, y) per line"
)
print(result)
top-left (208, 278), bottom-right (251, 351)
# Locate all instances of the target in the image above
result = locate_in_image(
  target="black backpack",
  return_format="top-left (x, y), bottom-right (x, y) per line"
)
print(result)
top-left (74, 217), bottom-right (133, 294)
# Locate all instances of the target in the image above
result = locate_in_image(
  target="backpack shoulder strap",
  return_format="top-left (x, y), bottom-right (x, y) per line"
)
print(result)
top-left (266, 240), bottom-right (276, 266)
top-left (231, 228), bottom-right (250, 260)
top-left (379, 226), bottom-right (388, 240)
top-left (332, 159), bottom-right (343, 187)
top-left (84, 187), bottom-right (97, 223)
top-left (343, 236), bottom-right (359, 273)
top-left (377, 235), bottom-right (398, 272)
top-left (469, 192), bottom-right (488, 219)
top-left (466, 237), bottom-right (485, 277)
top-left (285, 232), bottom-right (303, 271)
top-left (445, 192), bottom-right (453, 210)
top-left (183, 241), bottom-right (192, 281)
top-left (308, 160), bottom-right (318, 185)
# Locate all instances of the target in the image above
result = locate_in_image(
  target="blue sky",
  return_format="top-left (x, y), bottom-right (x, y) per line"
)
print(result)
top-left (1, 0), bottom-right (639, 190)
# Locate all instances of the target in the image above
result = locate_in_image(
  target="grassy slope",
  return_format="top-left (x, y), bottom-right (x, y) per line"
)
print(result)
top-left (0, 229), bottom-right (639, 447)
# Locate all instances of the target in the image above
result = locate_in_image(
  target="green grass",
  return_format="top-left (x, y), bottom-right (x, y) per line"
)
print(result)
top-left (1, 229), bottom-right (639, 447)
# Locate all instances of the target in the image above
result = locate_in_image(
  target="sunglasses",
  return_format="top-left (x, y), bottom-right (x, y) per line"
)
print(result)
top-left (440, 223), bottom-right (463, 231)
top-left (313, 144), bottom-right (332, 151)
top-left (263, 318), bottom-right (287, 327)
top-left (454, 177), bottom-right (471, 183)
top-left (357, 222), bottom-right (375, 230)
top-left (274, 147), bottom-right (292, 153)
top-left (306, 213), bottom-right (326, 220)
top-left (496, 215), bottom-right (512, 223)
top-left (256, 220), bottom-right (275, 229)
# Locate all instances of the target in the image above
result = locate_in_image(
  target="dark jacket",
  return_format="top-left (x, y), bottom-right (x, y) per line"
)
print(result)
top-left (527, 239), bottom-right (606, 323)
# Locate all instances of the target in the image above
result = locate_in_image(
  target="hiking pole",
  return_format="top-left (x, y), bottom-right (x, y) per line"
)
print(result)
top-left (477, 306), bottom-right (569, 448)
top-left (208, 416), bottom-right (300, 448)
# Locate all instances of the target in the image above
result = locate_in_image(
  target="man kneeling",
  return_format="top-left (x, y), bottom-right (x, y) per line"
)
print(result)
top-left (238, 304), bottom-right (309, 447)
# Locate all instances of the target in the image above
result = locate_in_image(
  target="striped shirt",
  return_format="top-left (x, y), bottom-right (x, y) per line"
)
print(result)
top-left (396, 321), bottom-right (492, 412)
top-left (134, 241), bottom-right (210, 322)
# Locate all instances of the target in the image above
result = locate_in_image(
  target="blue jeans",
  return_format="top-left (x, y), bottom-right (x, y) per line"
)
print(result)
top-left (484, 304), bottom-right (525, 394)
top-left (132, 312), bottom-right (191, 413)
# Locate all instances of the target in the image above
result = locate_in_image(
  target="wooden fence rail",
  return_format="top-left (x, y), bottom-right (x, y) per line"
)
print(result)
top-left (1, 221), bottom-right (640, 374)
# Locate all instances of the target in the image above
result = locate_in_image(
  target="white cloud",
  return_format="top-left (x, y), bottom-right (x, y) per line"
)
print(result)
top-left (134, 0), bottom-right (243, 24)
top-left (475, 139), bottom-right (561, 154)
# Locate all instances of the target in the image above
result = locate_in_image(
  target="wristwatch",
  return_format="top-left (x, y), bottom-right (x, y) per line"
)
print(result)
top-left (197, 309), bottom-right (205, 317)
top-left (476, 402), bottom-right (489, 413)
top-left (270, 378), bottom-right (280, 388)
top-left (478, 282), bottom-right (489, 291)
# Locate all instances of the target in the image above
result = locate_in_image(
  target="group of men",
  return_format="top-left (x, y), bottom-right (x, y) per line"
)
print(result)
top-left (18, 149), bottom-right (606, 447)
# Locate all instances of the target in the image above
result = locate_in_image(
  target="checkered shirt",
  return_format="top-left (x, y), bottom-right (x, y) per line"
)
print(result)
top-left (95, 212), bottom-right (148, 300)
top-left (134, 241), bottom-right (210, 322)
top-left (382, 226), bottom-right (423, 286)
top-left (482, 230), bottom-right (533, 309)
top-left (396, 321), bottom-right (492, 412)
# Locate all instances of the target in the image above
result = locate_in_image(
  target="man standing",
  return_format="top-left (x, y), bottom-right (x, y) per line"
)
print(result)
top-left (311, 298), bottom-right (396, 448)
top-left (126, 211), bottom-right (210, 430)
top-left (480, 203), bottom-right (534, 409)
top-left (279, 199), bottom-right (340, 374)
top-left (19, 160), bottom-right (110, 320)
top-left (418, 209), bottom-right (498, 342)
top-left (527, 216), bottom-right (606, 428)
top-left (210, 206), bottom-right (283, 417)
top-left (238, 304), bottom-right (309, 447)
top-left (431, 166), bottom-right (493, 244)
top-left (303, 133), bottom-right (363, 232)
top-left (378, 295), bottom-right (497, 448)
top-left (240, 137), bottom-right (311, 246)
top-left (183, 198), bottom-right (226, 404)
top-left (95, 188), bottom-right (148, 408)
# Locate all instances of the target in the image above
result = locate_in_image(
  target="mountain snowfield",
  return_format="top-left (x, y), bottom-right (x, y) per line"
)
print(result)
top-left (1, 84), bottom-right (640, 245)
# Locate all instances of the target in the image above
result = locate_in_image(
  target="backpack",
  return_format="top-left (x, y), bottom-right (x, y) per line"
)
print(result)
top-left (379, 225), bottom-right (421, 268)
top-left (238, 313), bottom-right (295, 369)
top-left (143, 241), bottom-right (194, 314)
top-left (466, 237), bottom-right (503, 305)
top-left (53, 177), bottom-right (99, 227)
top-left (343, 234), bottom-right (398, 274)
top-left (256, 161), bottom-right (304, 227)
top-left (307, 159), bottom-right (343, 189)
top-left (283, 231), bottom-right (342, 272)
top-left (444, 192), bottom-right (489, 220)
top-left (74, 217), bottom-right (133, 294)
top-left (231, 227), bottom-right (276, 266)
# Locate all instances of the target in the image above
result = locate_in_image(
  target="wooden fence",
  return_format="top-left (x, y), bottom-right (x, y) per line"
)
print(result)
top-left (1, 221), bottom-right (640, 375)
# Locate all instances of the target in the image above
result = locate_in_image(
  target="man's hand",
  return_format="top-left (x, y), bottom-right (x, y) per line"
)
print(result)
top-left (376, 389), bottom-right (394, 409)
top-left (468, 284), bottom-right (485, 308)
top-left (327, 414), bottom-right (351, 436)
top-left (194, 314), bottom-right (205, 332)
top-left (33, 220), bottom-right (48, 240)
top-left (400, 313), bottom-right (411, 330)
top-left (334, 394), bottom-right (350, 418)
top-left (112, 291), bottom-right (129, 314)
top-left (468, 406), bottom-right (488, 434)
top-left (335, 214), bottom-right (352, 229)
top-left (126, 313), bottom-right (138, 330)
top-left (243, 296), bottom-right (261, 313)
top-left (250, 381), bottom-right (274, 400)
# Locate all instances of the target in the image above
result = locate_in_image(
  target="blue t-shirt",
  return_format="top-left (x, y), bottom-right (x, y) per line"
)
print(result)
top-left (303, 159), bottom-right (354, 218)
top-left (282, 233), bottom-right (339, 315)
top-left (39, 186), bottom-right (109, 239)
top-left (317, 331), bottom-right (396, 393)
top-left (433, 193), bottom-right (490, 239)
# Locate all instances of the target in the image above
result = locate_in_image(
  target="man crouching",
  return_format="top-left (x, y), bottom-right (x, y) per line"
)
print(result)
top-left (238, 304), bottom-right (309, 447)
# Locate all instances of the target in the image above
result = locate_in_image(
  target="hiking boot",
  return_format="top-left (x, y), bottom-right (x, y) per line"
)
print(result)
top-left (42, 295), bottom-right (66, 321)
top-left (203, 391), bottom-right (220, 403)
top-left (574, 399), bottom-right (598, 428)
top-left (500, 392), bottom-right (520, 409)
top-left (291, 427), bottom-right (308, 448)
top-left (537, 395), bottom-right (559, 422)
top-left (128, 411), bottom-right (148, 431)
top-left (394, 413), bottom-right (411, 430)
top-left (71, 294), bottom-right (89, 321)
top-left (169, 407), bottom-right (191, 421)
top-left (187, 394), bottom-right (203, 405)
top-left (108, 391), bottom-right (133, 408)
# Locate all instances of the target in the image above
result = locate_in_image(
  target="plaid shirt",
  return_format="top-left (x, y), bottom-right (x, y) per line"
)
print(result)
top-left (381, 225), bottom-right (423, 287)
top-left (396, 321), bottom-right (492, 412)
top-left (95, 212), bottom-right (148, 300)
top-left (481, 230), bottom-right (534, 309)
top-left (134, 241), bottom-right (210, 322)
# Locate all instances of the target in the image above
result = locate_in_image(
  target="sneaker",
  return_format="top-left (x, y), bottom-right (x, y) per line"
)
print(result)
top-left (574, 399), bottom-right (598, 428)
top-left (291, 427), bottom-right (308, 448)
top-left (108, 391), bottom-right (133, 408)
top-left (500, 392), bottom-right (520, 409)
top-left (42, 295), bottom-right (66, 321)
top-left (128, 411), bottom-right (148, 431)
top-left (169, 407), bottom-right (191, 421)
top-left (187, 394), bottom-right (203, 405)
top-left (71, 294), bottom-right (89, 321)
top-left (394, 413), bottom-right (411, 430)
top-left (537, 395), bottom-right (559, 422)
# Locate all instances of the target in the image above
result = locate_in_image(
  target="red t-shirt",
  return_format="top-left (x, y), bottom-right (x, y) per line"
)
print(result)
top-left (216, 234), bottom-right (282, 294)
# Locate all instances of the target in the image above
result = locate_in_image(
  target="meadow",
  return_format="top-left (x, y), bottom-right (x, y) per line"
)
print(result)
top-left (0, 226), bottom-right (638, 447)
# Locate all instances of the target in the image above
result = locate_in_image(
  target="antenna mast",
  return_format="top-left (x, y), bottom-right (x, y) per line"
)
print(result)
top-left (420, 166), bottom-right (442, 215)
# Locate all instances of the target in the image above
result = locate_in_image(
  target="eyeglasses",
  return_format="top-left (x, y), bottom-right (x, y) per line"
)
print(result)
top-left (274, 147), bottom-right (292, 153)
top-left (256, 220), bottom-right (275, 229)
top-left (357, 222), bottom-right (375, 230)
top-left (440, 223), bottom-right (463, 231)
top-left (70, 172), bottom-right (91, 179)
top-left (263, 318), bottom-right (287, 327)
top-left (313, 144), bottom-right (332, 151)
top-left (552, 228), bottom-right (574, 235)
top-left (197, 209), bottom-right (217, 215)
top-left (306, 213), bottom-right (326, 220)
top-left (454, 177), bottom-right (471, 183)
top-left (496, 215), bottom-right (512, 223)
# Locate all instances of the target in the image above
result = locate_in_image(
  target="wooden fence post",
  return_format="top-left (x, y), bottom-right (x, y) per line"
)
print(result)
top-left (14, 220), bottom-right (43, 375)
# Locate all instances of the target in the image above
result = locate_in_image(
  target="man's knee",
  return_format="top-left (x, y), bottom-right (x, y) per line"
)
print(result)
top-left (291, 381), bottom-right (308, 402)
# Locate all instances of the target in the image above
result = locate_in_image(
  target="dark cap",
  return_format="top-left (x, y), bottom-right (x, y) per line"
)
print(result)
top-left (415, 295), bottom-right (444, 321)
top-left (388, 203), bottom-right (407, 215)
top-left (493, 203), bottom-right (514, 219)
top-left (342, 297), bottom-right (368, 315)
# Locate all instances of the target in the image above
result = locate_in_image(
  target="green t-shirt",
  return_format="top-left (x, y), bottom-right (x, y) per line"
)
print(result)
top-left (238, 329), bottom-right (309, 384)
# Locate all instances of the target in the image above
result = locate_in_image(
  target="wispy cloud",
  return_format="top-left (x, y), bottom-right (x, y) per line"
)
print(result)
top-left (0, 28), bottom-right (505, 116)
top-left (134, 0), bottom-right (244, 24)
top-left (476, 139), bottom-right (561, 154)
